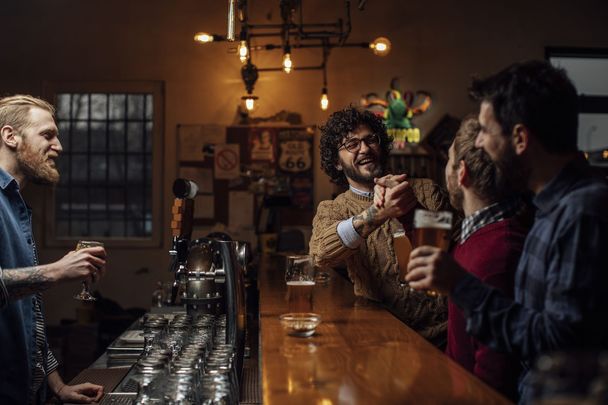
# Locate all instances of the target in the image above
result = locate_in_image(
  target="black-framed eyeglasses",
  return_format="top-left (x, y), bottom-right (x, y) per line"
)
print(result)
top-left (339, 133), bottom-right (381, 153)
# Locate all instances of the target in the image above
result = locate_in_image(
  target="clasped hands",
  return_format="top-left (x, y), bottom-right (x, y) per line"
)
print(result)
top-left (373, 174), bottom-right (465, 295)
top-left (372, 174), bottom-right (417, 219)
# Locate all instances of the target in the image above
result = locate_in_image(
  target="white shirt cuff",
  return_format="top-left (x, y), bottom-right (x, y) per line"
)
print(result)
top-left (337, 217), bottom-right (364, 249)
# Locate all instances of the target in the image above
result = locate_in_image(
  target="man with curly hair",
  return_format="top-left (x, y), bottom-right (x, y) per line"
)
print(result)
top-left (309, 106), bottom-right (449, 345)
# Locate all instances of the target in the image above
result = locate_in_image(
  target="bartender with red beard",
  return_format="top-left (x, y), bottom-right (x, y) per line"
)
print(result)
top-left (0, 95), bottom-right (106, 404)
top-left (309, 107), bottom-right (450, 347)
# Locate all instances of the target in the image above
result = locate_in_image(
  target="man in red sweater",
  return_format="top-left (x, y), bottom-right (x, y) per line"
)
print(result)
top-left (443, 116), bottom-right (529, 400)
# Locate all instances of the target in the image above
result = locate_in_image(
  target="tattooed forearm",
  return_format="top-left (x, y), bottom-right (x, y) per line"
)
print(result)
top-left (3, 266), bottom-right (53, 300)
top-left (353, 205), bottom-right (386, 238)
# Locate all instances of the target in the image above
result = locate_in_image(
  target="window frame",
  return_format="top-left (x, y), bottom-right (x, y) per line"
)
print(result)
top-left (43, 81), bottom-right (165, 248)
top-left (546, 47), bottom-right (608, 156)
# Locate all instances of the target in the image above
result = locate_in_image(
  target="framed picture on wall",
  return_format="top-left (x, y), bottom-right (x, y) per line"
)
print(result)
top-left (547, 47), bottom-right (608, 169)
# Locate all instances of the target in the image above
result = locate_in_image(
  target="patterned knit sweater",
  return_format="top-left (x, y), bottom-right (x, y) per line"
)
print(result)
top-left (309, 179), bottom-right (449, 342)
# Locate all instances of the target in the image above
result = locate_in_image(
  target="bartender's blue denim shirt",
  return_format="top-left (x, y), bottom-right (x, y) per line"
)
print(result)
top-left (0, 168), bottom-right (47, 404)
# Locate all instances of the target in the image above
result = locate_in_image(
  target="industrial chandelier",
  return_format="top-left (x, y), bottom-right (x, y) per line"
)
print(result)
top-left (194, 0), bottom-right (391, 111)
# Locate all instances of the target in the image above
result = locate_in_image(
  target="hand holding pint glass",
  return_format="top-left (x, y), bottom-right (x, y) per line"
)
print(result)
top-left (406, 210), bottom-right (467, 296)
top-left (394, 209), bottom-right (452, 296)
top-left (73, 240), bottom-right (104, 301)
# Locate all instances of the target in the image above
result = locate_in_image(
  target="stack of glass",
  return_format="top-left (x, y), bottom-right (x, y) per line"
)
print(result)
top-left (129, 313), bottom-right (237, 404)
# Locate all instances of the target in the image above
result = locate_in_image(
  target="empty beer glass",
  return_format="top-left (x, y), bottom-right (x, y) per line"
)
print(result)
top-left (73, 240), bottom-right (104, 301)
top-left (413, 209), bottom-right (452, 296)
top-left (285, 255), bottom-right (315, 313)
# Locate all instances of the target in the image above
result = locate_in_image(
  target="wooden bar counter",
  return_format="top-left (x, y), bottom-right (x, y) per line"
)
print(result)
top-left (258, 257), bottom-right (512, 404)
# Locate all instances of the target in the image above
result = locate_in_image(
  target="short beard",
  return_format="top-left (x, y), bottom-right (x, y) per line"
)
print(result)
top-left (494, 144), bottom-right (528, 194)
top-left (341, 159), bottom-right (384, 187)
top-left (447, 172), bottom-right (463, 212)
top-left (16, 139), bottom-right (60, 185)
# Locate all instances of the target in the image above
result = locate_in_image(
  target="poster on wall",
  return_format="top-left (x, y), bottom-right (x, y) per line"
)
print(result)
top-left (277, 128), bottom-right (314, 209)
top-left (249, 128), bottom-right (276, 162)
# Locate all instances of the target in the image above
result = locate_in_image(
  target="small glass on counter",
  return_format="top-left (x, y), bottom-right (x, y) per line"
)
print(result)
top-left (281, 255), bottom-right (321, 337)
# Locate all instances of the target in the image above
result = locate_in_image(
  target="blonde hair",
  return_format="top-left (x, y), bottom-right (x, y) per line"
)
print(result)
top-left (0, 94), bottom-right (55, 133)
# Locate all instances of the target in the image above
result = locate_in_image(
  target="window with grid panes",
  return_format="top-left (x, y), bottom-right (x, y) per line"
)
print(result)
top-left (54, 93), bottom-right (154, 239)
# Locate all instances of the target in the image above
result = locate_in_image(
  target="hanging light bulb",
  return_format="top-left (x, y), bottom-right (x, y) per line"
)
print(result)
top-left (238, 40), bottom-right (249, 63)
top-left (241, 94), bottom-right (258, 111)
top-left (320, 88), bottom-right (329, 111)
top-left (193, 32), bottom-right (215, 43)
top-left (282, 45), bottom-right (293, 74)
top-left (282, 53), bottom-right (293, 74)
top-left (369, 36), bottom-right (391, 56)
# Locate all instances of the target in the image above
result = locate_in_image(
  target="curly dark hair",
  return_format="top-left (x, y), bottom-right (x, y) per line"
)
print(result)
top-left (319, 106), bottom-right (393, 186)
top-left (470, 60), bottom-right (578, 154)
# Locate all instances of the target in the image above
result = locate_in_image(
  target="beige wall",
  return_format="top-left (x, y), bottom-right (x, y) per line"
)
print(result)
top-left (1, 0), bottom-right (607, 324)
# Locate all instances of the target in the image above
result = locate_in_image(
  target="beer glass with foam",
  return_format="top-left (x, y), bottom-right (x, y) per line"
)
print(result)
top-left (413, 210), bottom-right (452, 250)
top-left (285, 255), bottom-right (315, 313)
top-left (413, 209), bottom-right (452, 295)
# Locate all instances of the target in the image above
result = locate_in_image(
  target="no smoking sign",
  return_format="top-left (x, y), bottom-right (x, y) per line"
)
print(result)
top-left (214, 144), bottom-right (240, 179)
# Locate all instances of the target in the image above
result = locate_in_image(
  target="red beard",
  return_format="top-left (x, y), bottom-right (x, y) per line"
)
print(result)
top-left (16, 138), bottom-right (60, 185)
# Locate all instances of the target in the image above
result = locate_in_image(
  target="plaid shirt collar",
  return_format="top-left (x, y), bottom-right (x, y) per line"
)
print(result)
top-left (460, 197), bottom-right (521, 244)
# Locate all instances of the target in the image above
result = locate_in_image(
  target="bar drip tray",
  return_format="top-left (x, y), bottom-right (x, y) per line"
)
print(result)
top-left (99, 393), bottom-right (137, 404)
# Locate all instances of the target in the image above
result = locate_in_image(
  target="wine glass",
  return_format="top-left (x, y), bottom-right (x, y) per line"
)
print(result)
top-left (73, 240), bottom-right (104, 301)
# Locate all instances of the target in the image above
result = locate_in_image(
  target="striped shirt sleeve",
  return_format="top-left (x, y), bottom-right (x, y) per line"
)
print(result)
top-left (46, 350), bottom-right (59, 375)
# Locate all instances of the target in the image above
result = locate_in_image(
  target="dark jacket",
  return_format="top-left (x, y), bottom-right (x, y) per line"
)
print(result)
top-left (0, 168), bottom-right (48, 404)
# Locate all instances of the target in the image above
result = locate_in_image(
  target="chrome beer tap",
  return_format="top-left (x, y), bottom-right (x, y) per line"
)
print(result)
top-left (170, 238), bottom-right (190, 305)
top-left (168, 178), bottom-right (198, 305)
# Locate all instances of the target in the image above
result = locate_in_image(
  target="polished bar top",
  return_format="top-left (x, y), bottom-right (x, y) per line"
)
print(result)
top-left (258, 257), bottom-right (512, 404)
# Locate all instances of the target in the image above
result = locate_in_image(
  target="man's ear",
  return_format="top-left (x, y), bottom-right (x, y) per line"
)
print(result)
top-left (335, 161), bottom-right (343, 171)
top-left (457, 159), bottom-right (467, 187)
top-left (0, 125), bottom-right (19, 149)
top-left (511, 124), bottom-right (529, 156)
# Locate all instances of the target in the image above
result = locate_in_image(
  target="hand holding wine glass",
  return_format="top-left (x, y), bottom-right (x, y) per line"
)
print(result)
top-left (73, 241), bottom-right (105, 301)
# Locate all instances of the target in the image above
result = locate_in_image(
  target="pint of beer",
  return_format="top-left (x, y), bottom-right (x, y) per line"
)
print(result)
top-left (392, 226), bottom-right (413, 285)
top-left (413, 209), bottom-right (452, 251)
top-left (285, 255), bottom-right (315, 313)
top-left (413, 210), bottom-right (452, 296)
